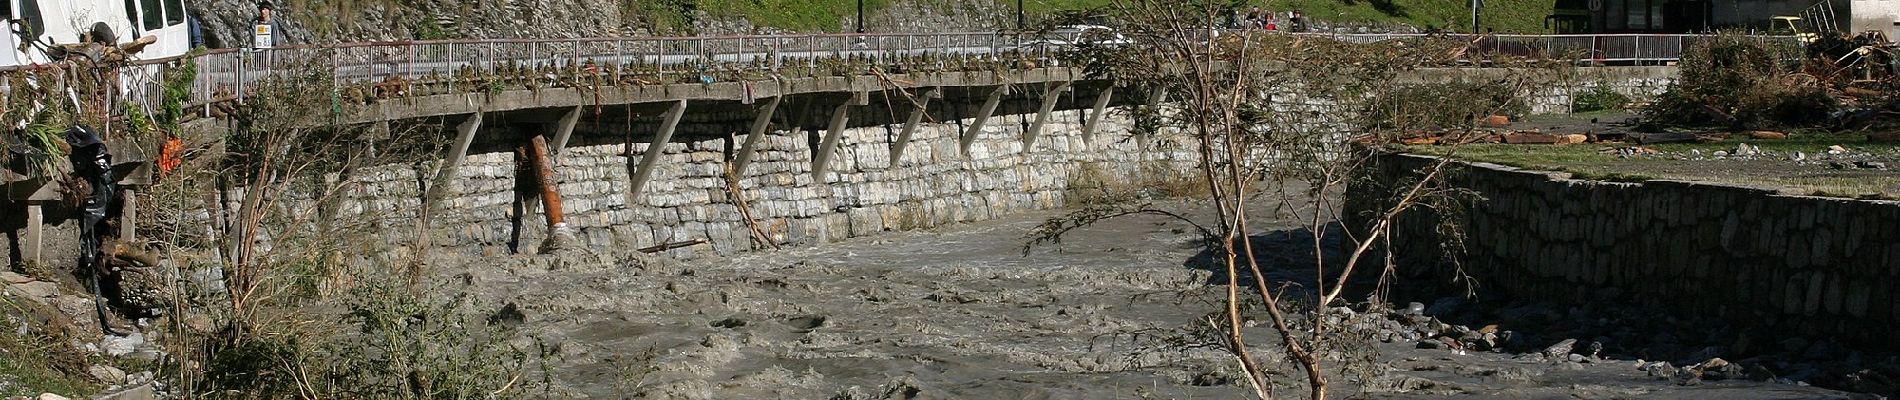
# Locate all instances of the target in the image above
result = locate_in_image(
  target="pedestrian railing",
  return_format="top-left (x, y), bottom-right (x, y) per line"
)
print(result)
top-left (7, 31), bottom-right (1798, 117)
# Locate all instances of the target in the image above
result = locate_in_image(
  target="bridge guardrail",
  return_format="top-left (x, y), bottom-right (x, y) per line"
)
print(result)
top-left (46, 31), bottom-right (1800, 118)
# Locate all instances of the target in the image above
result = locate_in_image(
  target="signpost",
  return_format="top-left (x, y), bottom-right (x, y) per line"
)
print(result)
top-left (253, 23), bottom-right (272, 49)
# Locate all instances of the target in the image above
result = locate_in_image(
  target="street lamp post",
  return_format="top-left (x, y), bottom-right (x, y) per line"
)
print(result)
top-left (1470, 0), bottom-right (1482, 33)
top-left (857, 0), bottom-right (865, 33)
top-left (1017, 0), bottom-right (1025, 31)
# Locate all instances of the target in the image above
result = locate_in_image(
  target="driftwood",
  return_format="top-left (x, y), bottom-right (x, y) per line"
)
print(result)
top-left (638, 239), bottom-right (708, 253)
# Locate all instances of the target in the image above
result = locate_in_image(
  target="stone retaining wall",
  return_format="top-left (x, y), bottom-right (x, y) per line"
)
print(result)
top-left (1354, 153), bottom-right (1900, 349)
top-left (328, 109), bottom-right (1198, 260)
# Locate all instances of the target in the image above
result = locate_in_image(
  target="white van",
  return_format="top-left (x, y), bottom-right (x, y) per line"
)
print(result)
top-left (0, 0), bottom-right (193, 66)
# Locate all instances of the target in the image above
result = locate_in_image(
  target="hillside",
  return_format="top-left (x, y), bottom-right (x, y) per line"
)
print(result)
top-left (185, 0), bottom-right (1556, 47)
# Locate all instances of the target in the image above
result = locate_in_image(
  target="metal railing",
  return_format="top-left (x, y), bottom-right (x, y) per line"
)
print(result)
top-left (19, 31), bottom-right (1794, 115)
top-left (1272, 32), bottom-right (1800, 63)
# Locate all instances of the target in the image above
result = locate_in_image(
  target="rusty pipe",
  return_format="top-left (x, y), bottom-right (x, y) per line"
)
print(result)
top-left (528, 135), bottom-right (565, 229)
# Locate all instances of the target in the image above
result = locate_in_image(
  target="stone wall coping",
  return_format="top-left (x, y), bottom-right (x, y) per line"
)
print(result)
top-left (1398, 151), bottom-right (1900, 207)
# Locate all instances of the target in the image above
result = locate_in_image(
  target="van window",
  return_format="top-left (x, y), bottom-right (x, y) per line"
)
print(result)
top-left (19, 0), bottom-right (41, 38)
top-left (163, 0), bottom-right (182, 25)
top-left (124, 0), bottom-right (139, 33)
top-left (141, 0), bottom-right (162, 30)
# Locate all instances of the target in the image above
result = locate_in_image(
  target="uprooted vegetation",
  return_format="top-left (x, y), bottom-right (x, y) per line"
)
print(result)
top-left (1644, 33), bottom-right (1832, 130)
top-left (1641, 31), bottom-right (1900, 134)
top-left (2, 50), bottom-right (560, 396)
top-left (1027, 4), bottom-right (1570, 398)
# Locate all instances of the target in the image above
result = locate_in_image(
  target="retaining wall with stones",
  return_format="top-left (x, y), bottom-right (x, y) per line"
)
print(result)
top-left (1354, 153), bottom-right (1900, 349)
top-left (326, 109), bottom-right (1198, 260)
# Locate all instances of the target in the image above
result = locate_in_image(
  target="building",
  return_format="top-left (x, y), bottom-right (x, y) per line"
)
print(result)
top-left (1547, 0), bottom-right (1900, 37)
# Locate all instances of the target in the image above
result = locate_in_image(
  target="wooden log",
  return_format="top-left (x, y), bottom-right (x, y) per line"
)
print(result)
top-left (528, 135), bottom-right (564, 228)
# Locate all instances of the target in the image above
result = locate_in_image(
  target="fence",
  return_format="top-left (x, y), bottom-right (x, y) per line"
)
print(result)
top-left (15, 31), bottom-right (1797, 115)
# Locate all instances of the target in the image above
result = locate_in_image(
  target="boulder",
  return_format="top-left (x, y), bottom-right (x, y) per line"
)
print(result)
top-left (88, 364), bottom-right (127, 384)
top-left (1542, 338), bottom-right (1577, 357)
top-left (8, 281), bottom-right (59, 302)
top-left (0, 271), bottom-right (31, 284)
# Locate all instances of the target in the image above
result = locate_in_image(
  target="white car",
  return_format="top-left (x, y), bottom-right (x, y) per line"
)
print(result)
top-left (1018, 25), bottom-right (1132, 49)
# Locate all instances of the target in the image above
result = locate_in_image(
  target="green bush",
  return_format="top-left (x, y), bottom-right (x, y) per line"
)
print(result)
top-left (1571, 84), bottom-right (1628, 113)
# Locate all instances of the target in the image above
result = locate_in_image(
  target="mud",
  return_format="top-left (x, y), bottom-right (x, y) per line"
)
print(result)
top-left (446, 199), bottom-right (1864, 399)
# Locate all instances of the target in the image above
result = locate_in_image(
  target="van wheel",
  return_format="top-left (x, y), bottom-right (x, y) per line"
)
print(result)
top-left (87, 22), bottom-right (117, 45)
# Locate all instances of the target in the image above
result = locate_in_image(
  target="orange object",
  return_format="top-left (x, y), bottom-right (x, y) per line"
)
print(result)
top-left (157, 137), bottom-right (183, 176)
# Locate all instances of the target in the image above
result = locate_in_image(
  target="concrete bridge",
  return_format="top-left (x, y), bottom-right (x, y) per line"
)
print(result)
top-left (2, 30), bottom-right (1707, 263)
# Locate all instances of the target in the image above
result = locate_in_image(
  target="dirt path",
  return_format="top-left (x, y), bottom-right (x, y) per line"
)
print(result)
top-left (449, 199), bottom-right (1863, 399)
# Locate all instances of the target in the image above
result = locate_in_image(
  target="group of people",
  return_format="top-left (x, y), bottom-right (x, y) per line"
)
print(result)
top-left (1228, 8), bottom-right (1305, 32)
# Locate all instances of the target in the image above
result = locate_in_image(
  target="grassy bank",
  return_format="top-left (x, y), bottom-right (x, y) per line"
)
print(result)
top-left (1405, 132), bottom-right (1900, 199)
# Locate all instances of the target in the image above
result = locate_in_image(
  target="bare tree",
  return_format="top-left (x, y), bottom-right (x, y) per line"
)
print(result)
top-left (1028, 2), bottom-right (1566, 398)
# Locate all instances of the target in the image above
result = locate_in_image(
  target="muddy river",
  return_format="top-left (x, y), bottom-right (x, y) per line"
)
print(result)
top-left (448, 199), bottom-right (1863, 399)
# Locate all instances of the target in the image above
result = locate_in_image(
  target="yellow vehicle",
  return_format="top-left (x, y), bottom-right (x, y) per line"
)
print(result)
top-left (1772, 16), bottom-right (1819, 44)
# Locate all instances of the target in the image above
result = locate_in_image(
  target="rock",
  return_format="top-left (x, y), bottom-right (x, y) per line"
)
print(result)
top-left (93, 381), bottom-right (157, 400)
top-left (38, 394), bottom-right (71, 400)
top-left (1713, 150), bottom-right (1729, 157)
top-left (1844, 369), bottom-right (1897, 393)
top-left (1675, 366), bottom-right (1704, 386)
top-left (1417, 339), bottom-right (1446, 350)
top-left (8, 281), bottom-right (59, 302)
top-left (1543, 338), bottom-right (1577, 357)
top-left (1698, 358), bottom-right (1744, 381)
top-left (88, 364), bottom-right (127, 383)
top-left (102, 333), bottom-right (144, 357)
top-left (1789, 151), bottom-right (1806, 162)
top-left (1567, 353), bottom-right (1586, 363)
top-left (0, 271), bottom-right (31, 284)
top-left (1827, 145), bottom-right (1848, 155)
top-left (1830, 161), bottom-right (1851, 170)
top-left (1733, 143), bottom-right (1759, 156)
top-left (1400, 302), bottom-right (1425, 316)
top-left (1856, 161), bottom-right (1887, 170)
top-left (1748, 131), bottom-right (1788, 140)
top-left (1557, 134), bottom-right (1588, 144)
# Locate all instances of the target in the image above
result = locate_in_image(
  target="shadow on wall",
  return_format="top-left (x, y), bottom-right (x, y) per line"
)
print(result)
top-left (1181, 222), bottom-right (1360, 295)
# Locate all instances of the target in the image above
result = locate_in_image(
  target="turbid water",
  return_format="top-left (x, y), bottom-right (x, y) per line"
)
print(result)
top-left (448, 198), bottom-right (1865, 399)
